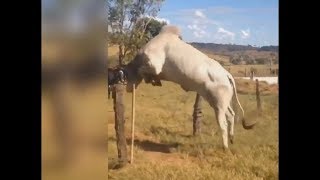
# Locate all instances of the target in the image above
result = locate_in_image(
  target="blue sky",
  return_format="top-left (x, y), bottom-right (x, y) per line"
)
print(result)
top-left (156, 0), bottom-right (278, 46)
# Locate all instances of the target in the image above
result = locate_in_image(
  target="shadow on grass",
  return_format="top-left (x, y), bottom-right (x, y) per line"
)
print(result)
top-left (109, 136), bottom-right (179, 153)
top-left (150, 126), bottom-right (193, 138)
top-left (108, 158), bottom-right (129, 170)
top-left (128, 139), bottom-right (179, 153)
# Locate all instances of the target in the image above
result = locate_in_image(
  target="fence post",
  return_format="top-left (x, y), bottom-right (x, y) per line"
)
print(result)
top-left (270, 68), bottom-right (272, 76)
top-left (256, 79), bottom-right (262, 112)
top-left (244, 68), bottom-right (247, 77)
top-left (193, 93), bottom-right (203, 136)
top-left (250, 71), bottom-right (254, 80)
top-left (130, 84), bottom-right (136, 164)
top-left (112, 84), bottom-right (128, 167)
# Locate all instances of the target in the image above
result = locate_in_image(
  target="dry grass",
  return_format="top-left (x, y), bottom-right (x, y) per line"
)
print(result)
top-left (236, 79), bottom-right (278, 95)
top-left (225, 65), bottom-right (278, 77)
top-left (108, 80), bottom-right (278, 180)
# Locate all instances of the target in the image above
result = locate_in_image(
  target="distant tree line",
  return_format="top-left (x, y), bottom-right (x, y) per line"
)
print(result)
top-left (230, 52), bottom-right (278, 65)
top-left (230, 57), bottom-right (279, 65)
top-left (190, 43), bottom-right (278, 53)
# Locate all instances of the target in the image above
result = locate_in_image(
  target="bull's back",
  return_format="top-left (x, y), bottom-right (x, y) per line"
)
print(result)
top-left (166, 41), bottom-right (229, 83)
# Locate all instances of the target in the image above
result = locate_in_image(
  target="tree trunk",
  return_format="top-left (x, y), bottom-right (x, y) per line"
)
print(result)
top-left (193, 93), bottom-right (203, 136)
top-left (119, 44), bottom-right (124, 66)
top-left (112, 84), bottom-right (128, 166)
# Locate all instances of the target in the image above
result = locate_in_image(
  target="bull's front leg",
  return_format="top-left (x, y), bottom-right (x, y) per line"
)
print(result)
top-left (143, 74), bottom-right (162, 86)
top-left (143, 75), bottom-right (153, 84)
top-left (151, 76), bottom-right (162, 86)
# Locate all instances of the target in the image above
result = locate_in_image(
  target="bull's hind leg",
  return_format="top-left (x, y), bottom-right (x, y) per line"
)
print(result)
top-left (226, 106), bottom-right (235, 144)
top-left (214, 107), bottom-right (229, 149)
top-left (206, 84), bottom-right (233, 150)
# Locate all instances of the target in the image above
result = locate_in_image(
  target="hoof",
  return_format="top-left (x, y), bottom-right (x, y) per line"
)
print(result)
top-left (230, 136), bottom-right (234, 144)
top-left (242, 120), bottom-right (256, 130)
top-left (223, 148), bottom-right (233, 155)
top-left (113, 162), bottom-right (127, 169)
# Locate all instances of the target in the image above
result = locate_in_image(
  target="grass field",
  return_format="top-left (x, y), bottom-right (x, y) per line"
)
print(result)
top-left (107, 80), bottom-right (278, 180)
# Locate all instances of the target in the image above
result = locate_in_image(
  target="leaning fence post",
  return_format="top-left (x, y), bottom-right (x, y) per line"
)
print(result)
top-left (256, 79), bottom-right (262, 112)
top-left (192, 93), bottom-right (203, 136)
top-left (112, 84), bottom-right (128, 167)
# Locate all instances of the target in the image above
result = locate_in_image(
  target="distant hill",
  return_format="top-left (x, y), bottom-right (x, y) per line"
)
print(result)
top-left (258, 45), bottom-right (278, 52)
top-left (188, 42), bottom-right (278, 65)
top-left (189, 42), bottom-right (278, 53)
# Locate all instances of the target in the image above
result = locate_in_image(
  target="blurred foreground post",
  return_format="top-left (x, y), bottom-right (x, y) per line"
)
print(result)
top-left (130, 84), bottom-right (135, 164)
top-left (50, 79), bottom-right (73, 166)
top-left (193, 93), bottom-right (203, 136)
top-left (112, 84), bottom-right (128, 167)
top-left (256, 79), bottom-right (262, 113)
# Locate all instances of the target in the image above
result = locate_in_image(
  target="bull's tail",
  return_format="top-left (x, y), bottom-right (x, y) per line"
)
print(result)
top-left (228, 75), bottom-right (255, 130)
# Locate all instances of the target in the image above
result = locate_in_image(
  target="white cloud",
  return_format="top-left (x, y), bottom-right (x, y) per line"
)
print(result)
top-left (193, 29), bottom-right (206, 38)
top-left (186, 10), bottom-right (210, 39)
top-left (188, 23), bottom-right (207, 38)
top-left (199, 30), bottom-right (206, 34)
top-left (193, 31), bottom-right (201, 37)
top-left (240, 29), bottom-right (250, 39)
top-left (217, 27), bottom-right (235, 39)
top-left (207, 6), bottom-right (239, 14)
top-left (144, 15), bottom-right (170, 24)
top-left (159, 6), bottom-right (277, 45)
top-left (153, 17), bottom-right (170, 24)
top-left (187, 24), bottom-right (201, 31)
top-left (194, 10), bottom-right (206, 18)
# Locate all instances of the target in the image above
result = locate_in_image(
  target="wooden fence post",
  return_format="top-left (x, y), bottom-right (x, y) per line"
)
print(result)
top-left (112, 84), bottom-right (128, 167)
top-left (193, 93), bottom-right (203, 136)
top-left (270, 68), bottom-right (272, 75)
top-left (130, 84), bottom-right (136, 164)
top-left (256, 79), bottom-right (262, 112)
top-left (250, 71), bottom-right (254, 80)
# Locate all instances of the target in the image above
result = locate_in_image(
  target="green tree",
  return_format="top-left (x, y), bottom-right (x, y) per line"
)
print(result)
top-left (144, 17), bottom-right (167, 38)
top-left (108, 0), bottom-right (165, 65)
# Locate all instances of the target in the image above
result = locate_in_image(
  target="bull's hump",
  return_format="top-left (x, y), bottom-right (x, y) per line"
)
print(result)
top-left (160, 25), bottom-right (181, 36)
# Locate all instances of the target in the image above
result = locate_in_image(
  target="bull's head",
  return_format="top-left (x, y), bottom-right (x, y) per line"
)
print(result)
top-left (123, 53), bottom-right (146, 92)
top-left (124, 52), bottom-right (164, 92)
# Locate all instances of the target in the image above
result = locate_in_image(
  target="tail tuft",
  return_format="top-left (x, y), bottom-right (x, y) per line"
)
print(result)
top-left (228, 74), bottom-right (256, 130)
top-left (242, 118), bottom-right (256, 130)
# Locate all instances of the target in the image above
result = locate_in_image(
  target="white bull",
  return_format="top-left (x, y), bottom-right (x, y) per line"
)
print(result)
top-left (125, 25), bottom-right (255, 150)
